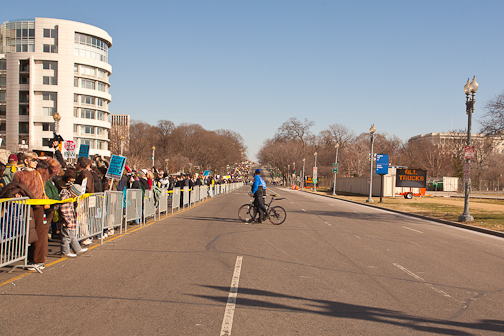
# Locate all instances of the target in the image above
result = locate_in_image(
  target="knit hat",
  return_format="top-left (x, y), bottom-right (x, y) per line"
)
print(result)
top-left (69, 184), bottom-right (83, 198)
top-left (141, 169), bottom-right (148, 175)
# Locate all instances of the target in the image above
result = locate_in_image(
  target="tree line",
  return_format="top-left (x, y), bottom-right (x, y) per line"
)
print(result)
top-left (258, 114), bottom-right (504, 190)
top-left (110, 120), bottom-right (246, 174)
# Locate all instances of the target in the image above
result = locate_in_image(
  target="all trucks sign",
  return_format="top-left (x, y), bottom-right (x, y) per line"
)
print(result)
top-left (395, 169), bottom-right (427, 188)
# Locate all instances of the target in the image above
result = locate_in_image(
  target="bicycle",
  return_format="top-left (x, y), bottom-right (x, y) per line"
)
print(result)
top-left (238, 194), bottom-right (287, 225)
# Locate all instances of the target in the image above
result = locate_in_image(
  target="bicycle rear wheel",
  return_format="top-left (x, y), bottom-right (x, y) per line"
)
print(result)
top-left (238, 204), bottom-right (256, 223)
top-left (268, 206), bottom-right (286, 225)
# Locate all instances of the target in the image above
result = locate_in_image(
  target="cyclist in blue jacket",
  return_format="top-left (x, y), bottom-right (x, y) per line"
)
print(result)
top-left (251, 169), bottom-right (268, 223)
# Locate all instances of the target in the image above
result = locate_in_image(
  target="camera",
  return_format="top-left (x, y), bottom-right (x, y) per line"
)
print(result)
top-left (49, 132), bottom-right (64, 148)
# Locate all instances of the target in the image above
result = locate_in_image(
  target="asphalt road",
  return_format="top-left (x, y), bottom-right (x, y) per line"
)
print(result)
top-left (1, 186), bottom-right (504, 335)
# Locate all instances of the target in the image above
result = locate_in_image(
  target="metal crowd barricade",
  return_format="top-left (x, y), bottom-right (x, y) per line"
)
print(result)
top-left (76, 193), bottom-right (105, 244)
top-left (0, 198), bottom-right (33, 273)
top-left (189, 187), bottom-right (196, 207)
top-left (125, 189), bottom-right (142, 232)
top-left (143, 190), bottom-right (156, 224)
top-left (200, 185), bottom-right (208, 201)
top-left (103, 191), bottom-right (124, 237)
top-left (183, 186), bottom-right (189, 208)
top-left (171, 187), bottom-right (180, 213)
top-left (158, 188), bottom-right (168, 218)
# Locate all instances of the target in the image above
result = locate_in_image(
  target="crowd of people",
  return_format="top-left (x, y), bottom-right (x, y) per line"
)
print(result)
top-left (0, 143), bottom-right (253, 271)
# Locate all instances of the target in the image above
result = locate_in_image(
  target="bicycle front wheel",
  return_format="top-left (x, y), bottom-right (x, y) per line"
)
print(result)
top-left (238, 204), bottom-right (256, 223)
top-left (268, 206), bottom-right (286, 225)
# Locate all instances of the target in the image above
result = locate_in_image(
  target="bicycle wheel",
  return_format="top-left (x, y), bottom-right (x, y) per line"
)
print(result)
top-left (268, 206), bottom-right (286, 225)
top-left (238, 204), bottom-right (256, 223)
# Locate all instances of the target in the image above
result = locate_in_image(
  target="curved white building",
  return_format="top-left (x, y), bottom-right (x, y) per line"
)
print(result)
top-left (0, 17), bottom-right (112, 157)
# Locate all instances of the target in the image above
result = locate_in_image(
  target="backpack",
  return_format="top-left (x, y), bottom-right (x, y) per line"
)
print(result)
top-left (91, 171), bottom-right (102, 192)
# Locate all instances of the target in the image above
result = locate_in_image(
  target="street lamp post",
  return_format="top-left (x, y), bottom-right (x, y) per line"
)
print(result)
top-left (288, 164), bottom-right (290, 186)
top-left (293, 162), bottom-right (296, 187)
top-left (152, 146), bottom-right (156, 168)
top-left (302, 158), bottom-right (305, 189)
top-left (53, 111), bottom-right (61, 134)
top-left (314, 152), bottom-right (317, 192)
top-left (366, 124), bottom-right (376, 203)
top-left (459, 77), bottom-right (478, 222)
top-left (332, 143), bottom-right (339, 196)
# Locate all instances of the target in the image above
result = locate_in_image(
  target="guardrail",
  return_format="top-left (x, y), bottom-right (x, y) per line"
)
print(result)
top-left (1, 182), bottom-right (244, 273)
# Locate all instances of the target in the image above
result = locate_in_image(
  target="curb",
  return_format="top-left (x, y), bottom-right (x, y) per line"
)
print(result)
top-left (298, 189), bottom-right (504, 239)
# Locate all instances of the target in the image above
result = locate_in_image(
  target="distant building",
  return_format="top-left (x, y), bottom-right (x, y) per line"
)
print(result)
top-left (110, 114), bottom-right (130, 155)
top-left (408, 132), bottom-right (504, 154)
top-left (0, 18), bottom-right (112, 156)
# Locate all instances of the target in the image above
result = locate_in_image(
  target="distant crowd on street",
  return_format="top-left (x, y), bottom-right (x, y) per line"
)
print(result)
top-left (0, 141), bottom-right (252, 271)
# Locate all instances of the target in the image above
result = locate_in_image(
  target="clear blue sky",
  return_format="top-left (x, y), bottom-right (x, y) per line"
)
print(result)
top-left (4, 1), bottom-right (504, 160)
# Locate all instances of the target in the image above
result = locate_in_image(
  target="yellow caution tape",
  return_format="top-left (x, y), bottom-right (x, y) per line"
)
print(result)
top-left (0, 193), bottom-right (95, 205)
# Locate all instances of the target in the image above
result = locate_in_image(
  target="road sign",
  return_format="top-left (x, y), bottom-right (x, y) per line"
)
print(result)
top-left (332, 163), bottom-right (338, 173)
top-left (464, 146), bottom-right (475, 160)
top-left (376, 154), bottom-right (389, 175)
top-left (463, 162), bottom-right (471, 183)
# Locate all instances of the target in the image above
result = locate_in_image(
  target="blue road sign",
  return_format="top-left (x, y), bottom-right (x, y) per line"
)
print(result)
top-left (376, 154), bottom-right (389, 175)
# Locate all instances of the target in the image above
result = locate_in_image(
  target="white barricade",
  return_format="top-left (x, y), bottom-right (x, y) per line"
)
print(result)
top-left (0, 198), bottom-right (32, 273)
top-left (158, 188), bottom-right (168, 218)
top-left (125, 189), bottom-right (142, 232)
top-left (171, 188), bottom-right (180, 213)
top-left (103, 191), bottom-right (124, 236)
top-left (76, 193), bottom-right (105, 243)
top-left (143, 190), bottom-right (156, 224)
top-left (200, 185), bottom-right (207, 201)
top-left (183, 186), bottom-right (189, 208)
top-left (190, 187), bottom-right (196, 207)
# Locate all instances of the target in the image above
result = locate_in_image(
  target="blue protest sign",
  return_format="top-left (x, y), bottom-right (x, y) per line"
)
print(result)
top-left (203, 170), bottom-right (210, 176)
top-left (78, 144), bottom-right (90, 158)
top-left (376, 154), bottom-right (389, 175)
top-left (106, 155), bottom-right (127, 179)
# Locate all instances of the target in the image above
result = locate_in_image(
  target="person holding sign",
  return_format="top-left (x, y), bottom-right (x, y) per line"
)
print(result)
top-left (75, 157), bottom-right (94, 193)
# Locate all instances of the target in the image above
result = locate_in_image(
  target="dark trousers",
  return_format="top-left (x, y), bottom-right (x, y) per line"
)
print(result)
top-left (254, 188), bottom-right (268, 219)
top-left (28, 207), bottom-right (51, 264)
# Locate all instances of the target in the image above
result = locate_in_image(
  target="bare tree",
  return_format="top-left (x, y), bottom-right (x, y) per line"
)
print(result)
top-left (480, 91), bottom-right (504, 135)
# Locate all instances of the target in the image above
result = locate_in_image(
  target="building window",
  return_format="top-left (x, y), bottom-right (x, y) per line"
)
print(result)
top-left (43, 29), bottom-right (50, 38)
top-left (19, 122), bottom-right (29, 134)
top-left (81, 109), bottom-right (95, 119)
top-left (74, 77), bottom-right (78, 87)
top-left (0, 60), bottom-right (6, 71)
top-left (81, 96), bottom-right (95, 105)
top-left (42, 107), bottom-right (56, 116)
top-left (74, 33), bottom-right (108, 63)
top-left (42, 61), bottom-right (57, 70)
top-left (74, 94), bottom-right (78, 103)
top-left (19, 73), bottom-right (29, 84)
top-left (43, 92), bottom-right (57, 101)
top-left (0, 75), bottom-right (6, 86)
top-left (97, 82), bottom-right (106, 92)
top-left (73, 125), bottom-right (78, 133)
top-left (19, 91), bottom-right (29, 103)
top-left (74, 108), bottom-right (79, 117)
top-left (19, 106), bottom-right (29, 115)
top-left (81, 79), bottom-right (95, 90)
top-left (97, 69), bottom-right (106, 79)
top-left (74, 64), bottom-right (78, 73)
top-left (42, 138), bottom-right (51, 147)
top-left (0, 105), bottom-right (6, 116)
top-left (42, 123), bottom-right (55, 131)
top-left (19, 60), bottom-right (29, 72)
top-left (80, 139), bottom-right (95, 149)
top-left (0, 122), bottom-right (6, 132)
top-left (80, 65), bottom-right (95, 77)
top-left (43, 44), bottom-right (58, 53)
top-left (43, 76), bottom-right (57, 85)
top-left (82, 126), bottom-right (95, 134)
top-left (97, 98), bottom-right (104, 107)
top-left (97, 111), bottom-right (105, 121)
top-left (96, 127), bottom-right (105, 136)
top-left (0, 92), bottom-right (5, 101)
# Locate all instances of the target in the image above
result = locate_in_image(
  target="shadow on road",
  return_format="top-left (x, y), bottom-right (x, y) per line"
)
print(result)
top-left (289, 209), bottom-right (405, 224)
top-left (194, 285), bottom-right (504, 335)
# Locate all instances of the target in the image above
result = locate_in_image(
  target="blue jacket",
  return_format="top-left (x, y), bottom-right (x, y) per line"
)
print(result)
top-left (251, 174), bottom-right (266, 195)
